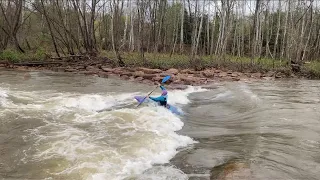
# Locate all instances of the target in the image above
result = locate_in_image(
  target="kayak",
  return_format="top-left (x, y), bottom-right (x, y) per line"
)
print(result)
top-left (134, 96), bottom-right (182, 115)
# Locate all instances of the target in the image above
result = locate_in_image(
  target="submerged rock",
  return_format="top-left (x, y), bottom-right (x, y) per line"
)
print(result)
top-left (210, 161), bottom-right (252, 180)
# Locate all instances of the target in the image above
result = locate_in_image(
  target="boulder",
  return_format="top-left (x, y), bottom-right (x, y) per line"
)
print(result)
top-left (101, 67), bottom-right (114, 72)
top-left (135, 77), bottom-right (144, 81)
top-left (251, 72), bottom-right (262, 78)
top-left (169, 84), bottom-right (188, 90)
top-left (231, 72), bottom-right (239, 77)
top-left (180, 69), bottom-right (195, 74)
top-left (23, 73), bottom-right (31, 80)
top-left (152, 76), bottom-right (163, 82)
top-left (133, 71), bottom-right (145, 77)
top-left (75, 66), bottom-right (85, 70)
top-left (180, 76), bottom-right (199, 85)
top-left (120, 75), bottom-right (130, 80)
top-left (121, 72), bottom-right (133, 76)
top-left (232, 76), bottom-right (241, 81)
top-left (210, 162), bottom-right (251, 180)
top-left (201, 69), bottom-right (215, 78)
top-left (215, 69), bottom-right (222, 73)
top-left (113, 69), bottom-right (123, 74)
top-left (137, 67), bottom-right (162, 74)
top-left (219, 72), bottom-right (228, 77)
top-left (265, 71), bottom-right (275, 77)
top-left (142, 74), bottom-right (157, 80)
top-left (166, 68), bottom-right (179, 75)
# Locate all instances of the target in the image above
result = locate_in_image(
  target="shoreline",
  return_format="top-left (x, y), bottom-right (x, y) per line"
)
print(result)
top-left (0, 61), bottom-right (297, 89)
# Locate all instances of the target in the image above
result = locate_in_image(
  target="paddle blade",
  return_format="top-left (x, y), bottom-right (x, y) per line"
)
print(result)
top-left (162, 75), bottom-right (171, 83)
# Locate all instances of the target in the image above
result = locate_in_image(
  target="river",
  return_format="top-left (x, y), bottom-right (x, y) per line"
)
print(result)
top-left (0, 70), bottom-right (320, 180)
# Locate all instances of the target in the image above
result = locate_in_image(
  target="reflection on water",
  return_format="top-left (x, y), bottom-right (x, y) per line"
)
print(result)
top-left (173, 80), bottom-right (320, 180)
top-left (1, 70), bottom-right (320, 180)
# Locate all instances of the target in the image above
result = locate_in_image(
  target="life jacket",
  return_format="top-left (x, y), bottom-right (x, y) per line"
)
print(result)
top-left (159, 96), bottom-right (167, 106)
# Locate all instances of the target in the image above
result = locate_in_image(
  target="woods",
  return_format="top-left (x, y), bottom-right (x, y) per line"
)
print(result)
top-left (0, 0), bottom-right (320, 72)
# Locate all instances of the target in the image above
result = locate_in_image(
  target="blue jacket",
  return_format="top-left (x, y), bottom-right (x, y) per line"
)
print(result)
top-left (149, 86), bottom-right (167, 105)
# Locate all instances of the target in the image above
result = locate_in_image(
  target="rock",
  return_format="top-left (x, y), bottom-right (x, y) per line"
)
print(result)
top-left (133, 71), bottom-right (144, 77)
top-left (265, 71), bottom-right (275, 77)
top-left (231, 72), bottom-right (238, 77)
top-left (275, 72), bottom-right (285, 78)
top-left (113, 69), bottom-right (123, 74)
top-left (120, 75), bottom-right (130, 80)
top-left (142, 79), bottom-right (153, 85)
top-left (180, 69), bottom-right (195, 74)
top-left (166, 68), bottom-right (179, 75)
top-left (65, 68), bottom-right (77, 72)
top-left (210, 161), bottom-right (252, 180)
top-left (201, 69), bottom-right (215, 78)
top-left (121, 72), bottom-right (133, 76)
top-left (142, 74), bottom-right (157, 80)
top-left (135, 77), bottom-right (144, 81)
top-left (101, 67), bottom-right (114, 72)
top-left (262, 77), bottom-right (274, 80)
top-left (86, 66), bottom-right (95, 71)
top-left (75, 66), bottom-right (85, 70)
top-left (98, 71), bottom-right (109, 78)
top-left (251, 72), bottom-right (262, 78)
top-left (159, 73), bottom-right (169, 77)
top-left (180, 76), bottom-right (199, 85)
top-left (137, 67), bottom-right (162, 74)
top-left (124, 67), bottom-right (136, 72)
top-left (219, 72), bottom-right (228, 77)
top-left (202, 84), bottom-right (218, 90)
top-left (83, 71), bottom-right (97, 75)
top-left (221, 76), bottom-right (234, 81)
top-left (152, 76), bottom-right (163, 82)
top-left (23, 73), bottom-right (31, 80)
top-left (52, 67), bottom-right (65, 72)
top-left (232, 76), bottom-right (241, 81)
top-left (169, 84), bottom-right (188, 90)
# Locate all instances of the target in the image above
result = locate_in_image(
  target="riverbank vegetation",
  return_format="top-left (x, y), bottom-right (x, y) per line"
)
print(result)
top-left (1, 0), bottom-right (320, 78)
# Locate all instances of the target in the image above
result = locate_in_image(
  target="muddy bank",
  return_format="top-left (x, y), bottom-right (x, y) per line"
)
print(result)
top-left (0, 61), bottom-right (291, 89)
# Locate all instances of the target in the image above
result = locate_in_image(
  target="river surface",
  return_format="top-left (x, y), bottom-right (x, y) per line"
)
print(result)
top-left (1, 70), bottom-right (320, 180)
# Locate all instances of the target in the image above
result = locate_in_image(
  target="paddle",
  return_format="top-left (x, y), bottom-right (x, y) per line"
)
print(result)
top-left (137, 75), bottom-right (171, 107)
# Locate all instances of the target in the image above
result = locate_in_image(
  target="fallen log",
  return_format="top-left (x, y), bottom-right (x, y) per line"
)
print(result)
top-left (13, 62), bottom-right (64, 66)
top-left (50, 55), bottom-right (85, 60)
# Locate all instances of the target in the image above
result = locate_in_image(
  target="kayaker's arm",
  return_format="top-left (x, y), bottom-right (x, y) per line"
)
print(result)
top-left (159, 85), bottom-right (166, 91)
top-left (149, 96), bottom-right (165, 102)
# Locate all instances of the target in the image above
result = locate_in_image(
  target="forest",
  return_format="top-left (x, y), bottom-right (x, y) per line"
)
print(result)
top-left (0, 0), bottom-right (320, 75)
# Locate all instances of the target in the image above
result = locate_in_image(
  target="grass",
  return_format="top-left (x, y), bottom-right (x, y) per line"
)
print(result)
top-left (0, 48), bottom-right (47, 63)
top-left (303, 61), bottom-right (320, 78)
top-left (2, 48), bottom-right (320, 79)
top-left (100, 50), bottom-right (289, 72)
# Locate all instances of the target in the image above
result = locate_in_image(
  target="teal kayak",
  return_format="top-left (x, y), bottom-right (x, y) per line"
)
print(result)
top-left (134, 96), bottom-right (182, 115)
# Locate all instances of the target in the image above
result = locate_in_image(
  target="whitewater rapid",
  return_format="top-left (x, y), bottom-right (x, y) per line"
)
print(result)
top-left (0, 83), bottom-right (206, 180)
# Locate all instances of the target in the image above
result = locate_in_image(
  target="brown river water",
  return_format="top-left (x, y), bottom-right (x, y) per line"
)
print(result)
top-left (0, 70), bottom-right (320, 180)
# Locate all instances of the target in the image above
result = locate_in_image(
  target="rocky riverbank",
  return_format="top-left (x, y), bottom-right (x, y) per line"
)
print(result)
top-left (0, 61), bottom-right (292, 89)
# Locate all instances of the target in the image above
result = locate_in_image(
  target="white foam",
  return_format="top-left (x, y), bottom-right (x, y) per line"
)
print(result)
top-left (13, 85), bottom-right (204, 179)
top-left (0, 87), bottom-right (8, 107)
top-left (0, 88), bottom-right (8, 98)
top-left (61, 93), bottom-right (136, 112)
top-left (168, 86), bottom-right (207, 105)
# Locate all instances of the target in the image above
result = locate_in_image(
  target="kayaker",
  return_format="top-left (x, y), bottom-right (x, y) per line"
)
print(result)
top-left (149, 84), bottom-right (168, 107)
